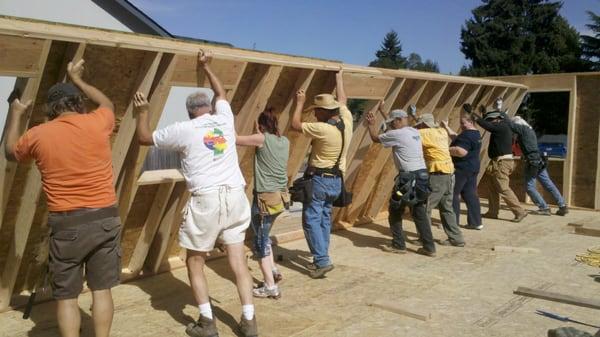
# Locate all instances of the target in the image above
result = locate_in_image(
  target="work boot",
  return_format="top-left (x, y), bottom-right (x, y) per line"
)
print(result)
top-left (530, 208), bottom-right (551, 216)
top-left (305, 262), bottom-right (317, 271)
top-left (186, 315), bottom-right (219, 337)
top-left (482, 213), bottom-right (498, 219)
top-left (381, 244), bottom-right (407, 254)
top-left (556, 206), bottom-right (569, 216)
top-left (309, 264), bottom-right (334, 279)
top-left (252, 285), bottom-right (281, 299)
top-left (511, 212), bottom-right (528, 223)
top-left (438, 239), bottom-right (465, 247)
top-left (416, 248), bottom-right (436, 257)
top-left (239, 316), bottom-right (258, 337)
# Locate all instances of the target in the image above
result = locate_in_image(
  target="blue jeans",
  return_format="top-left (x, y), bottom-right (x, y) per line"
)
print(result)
top-left (302, 175), bottom-right (341, 268)
top-left (251, 197), bottom-right (280, 258)
top-left (524, 165), bottom-right (566, 210)
top-left (453, 170), bottom-right (482, 227)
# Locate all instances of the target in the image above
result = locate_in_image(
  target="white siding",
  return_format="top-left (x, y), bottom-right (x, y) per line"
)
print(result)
top-left (0, 0), bottom-right (132, 32)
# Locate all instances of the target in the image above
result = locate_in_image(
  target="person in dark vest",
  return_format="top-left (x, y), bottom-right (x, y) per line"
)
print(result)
top-left (471, 98), bottom-right (527, 223)
top-left (510, 116), bottom-right (568, 216)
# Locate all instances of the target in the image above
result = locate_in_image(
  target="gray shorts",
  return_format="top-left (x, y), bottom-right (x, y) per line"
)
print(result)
top-left (48, 206), bottom-right (121, 300)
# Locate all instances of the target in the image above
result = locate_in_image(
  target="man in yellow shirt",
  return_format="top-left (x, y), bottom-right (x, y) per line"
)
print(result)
top-left (416, 114), bottom-right (465, 247)
top-left (291, 69), bottom-right (352, 278)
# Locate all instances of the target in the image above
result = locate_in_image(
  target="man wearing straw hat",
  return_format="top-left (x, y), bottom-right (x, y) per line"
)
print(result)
top-left (290, 68), bottom-right (352, 278)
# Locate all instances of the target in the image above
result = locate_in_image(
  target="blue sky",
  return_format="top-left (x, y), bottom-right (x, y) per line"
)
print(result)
top-left (131, 0), bottom-right (597, 74)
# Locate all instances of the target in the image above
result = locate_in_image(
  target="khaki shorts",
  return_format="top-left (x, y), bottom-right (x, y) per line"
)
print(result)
top-left (180, 186), bottom-right (251, 252)
top-left (48, 207), bottom-right (121, 300)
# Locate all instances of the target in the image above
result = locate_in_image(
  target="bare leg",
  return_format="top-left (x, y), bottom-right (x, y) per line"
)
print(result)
top-left (56, 298), bottom-right (80, 337)
top-left (226, 242), bottom-right (253, 305)
top-left (91, 289), bottom-right (114, 337)
top-left (186, 249), bottom-right (210, 305)
top-left (259, 255), bottom-right (275, 288)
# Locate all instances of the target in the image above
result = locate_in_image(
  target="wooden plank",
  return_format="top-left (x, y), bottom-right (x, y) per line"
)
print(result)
top-left (573, 223), bottom-right (600, 237)
top-left (117, 54), bottom-right (178, 221)
top-left (277, 68), bottom-right (316, 133)
top-left (111, 52), bottom-right (163, 179)
top-left (125, 181), bottom-right (176, 278)
top-left (513, 287), bottom-right (600, 310)
top-left (0, 16), bottom-right (527, 89)
top-left (0, 166), bottom-right (43, 311)
top-left (493, 246), bottom-right (541, 254)
top-left (145, 183), bottom-right (190, 273)
top-left (137, 169), bottom-right (185, 186)
top-left (171, 56), bottom-right (246, 88)
top-left (226, 62), bottom-right (248, 101)
top-left (56, 43), bottom-right (86, 83)
top-left (0, 35), bottom-right (48, 77)
top-left (367, 300), bottom-right (431, 321)
top-left (343, 73), bottom-right (395, 100)
top-left (0, 40), bottom-right (51, 226)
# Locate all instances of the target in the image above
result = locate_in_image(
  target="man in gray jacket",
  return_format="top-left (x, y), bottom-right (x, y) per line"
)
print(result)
top-left (511, 116), bottom-right (568, 216)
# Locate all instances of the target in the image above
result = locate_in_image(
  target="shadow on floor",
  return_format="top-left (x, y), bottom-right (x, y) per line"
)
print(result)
top-left (11, 294), bottom-right (92, 337)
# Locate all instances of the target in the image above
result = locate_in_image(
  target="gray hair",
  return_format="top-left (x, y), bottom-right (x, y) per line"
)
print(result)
top-left (512, 115), bottom-right (532, 129)
top-left (186, 91), bottom-right (211, 114)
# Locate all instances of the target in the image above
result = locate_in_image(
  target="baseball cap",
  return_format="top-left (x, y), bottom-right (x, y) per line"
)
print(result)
top-left (385, 109), bottom-right (408, 123)
top-left (47, 83), bottom-right (81, 104)
top-left (416, 113), bottom-right (438, 128)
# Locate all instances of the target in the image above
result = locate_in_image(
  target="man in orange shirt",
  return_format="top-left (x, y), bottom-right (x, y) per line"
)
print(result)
top-left (5, 59), bottom-right (119, 337)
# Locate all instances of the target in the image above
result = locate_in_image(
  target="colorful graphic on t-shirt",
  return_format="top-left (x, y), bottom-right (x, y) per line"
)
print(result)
top-left (203, 128), bottom-right (228, 155)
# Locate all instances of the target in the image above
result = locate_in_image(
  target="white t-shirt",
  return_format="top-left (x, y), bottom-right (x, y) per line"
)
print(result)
top-left (378, 127), bottom-right (427, 172)
top-left (152, 99), bottom-right (245, 193)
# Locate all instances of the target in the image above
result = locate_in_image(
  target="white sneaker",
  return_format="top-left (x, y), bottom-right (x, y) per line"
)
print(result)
top-left (252, 285), bottom-right (280, 299)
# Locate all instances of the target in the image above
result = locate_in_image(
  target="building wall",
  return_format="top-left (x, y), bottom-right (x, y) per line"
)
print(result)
top-left (0, 0), bottom-right (135, 132)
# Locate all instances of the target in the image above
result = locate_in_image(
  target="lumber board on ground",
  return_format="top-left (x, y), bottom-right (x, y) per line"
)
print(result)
top-left (513, 287), bottom-right (600, 310)
top-left (367, 300), bottom-right (431, 321)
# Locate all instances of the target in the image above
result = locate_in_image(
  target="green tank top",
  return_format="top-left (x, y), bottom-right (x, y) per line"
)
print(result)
top-left (254, 133), bottom-right (289, 193)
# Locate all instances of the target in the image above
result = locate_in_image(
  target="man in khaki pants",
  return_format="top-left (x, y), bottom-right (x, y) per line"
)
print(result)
top-left (471, 100), bottom-right (527, 223)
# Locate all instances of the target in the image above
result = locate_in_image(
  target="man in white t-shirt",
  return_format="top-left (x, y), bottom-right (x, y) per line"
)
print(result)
top-left (133, 51), bottom-right (257, 337)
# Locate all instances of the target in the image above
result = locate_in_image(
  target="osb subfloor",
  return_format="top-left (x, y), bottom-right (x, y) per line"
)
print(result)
top-left (2, 204), bottom-right (600, 337)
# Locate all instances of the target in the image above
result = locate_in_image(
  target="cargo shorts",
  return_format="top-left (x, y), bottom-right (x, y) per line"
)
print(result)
top-left (48, 206), bottom-right (121, 300)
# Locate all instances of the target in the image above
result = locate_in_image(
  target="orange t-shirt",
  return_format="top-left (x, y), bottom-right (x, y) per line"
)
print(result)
top-left (14, 107), bottom-right (117, 211)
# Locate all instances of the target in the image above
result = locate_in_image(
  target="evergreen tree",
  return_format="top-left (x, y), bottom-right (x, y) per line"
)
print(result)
top-left (369, 30), bottom-right (407, 69)
top-left (460, 0), bottom-right (589, 76)
top-left (582, 9), bottom-right (600, 70)
top-left (406, 53), bottom-right (440, 73)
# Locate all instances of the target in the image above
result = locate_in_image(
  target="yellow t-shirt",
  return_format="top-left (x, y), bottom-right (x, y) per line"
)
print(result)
top-left (418, 127), bottom-right (454, 174)
top-left (301, 105), bottom-right (353, 174)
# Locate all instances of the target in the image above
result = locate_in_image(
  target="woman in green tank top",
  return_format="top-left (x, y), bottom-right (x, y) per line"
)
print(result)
top-left (237, 109), bottom-right (290, 299)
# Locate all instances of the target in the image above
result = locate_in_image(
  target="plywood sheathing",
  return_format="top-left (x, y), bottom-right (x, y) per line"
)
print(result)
top-left (0, 16), bottom-right (526, 310)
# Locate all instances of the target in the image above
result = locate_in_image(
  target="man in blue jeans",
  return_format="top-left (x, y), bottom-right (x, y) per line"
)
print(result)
top-left (291, 69), bottom-right (352, 278)
top-left (511, 116), bottom-right (568, 216)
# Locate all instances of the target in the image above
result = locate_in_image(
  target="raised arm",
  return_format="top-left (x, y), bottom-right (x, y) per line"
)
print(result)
top-left (4, 97), bottom-right (32, 161)
top-left (365, 111), bottom-right (381, 143)
top-left (237, 120), bottom-right (266, 147)
top-left (198, 50), bottom-right (226, 101)
top-left (335, 68), bottom-right (347, 106)
top-left (133, 92), bottom-right (154, 146)
top-left (440, 120), bottom-right (458, 141)
top-left (291, 89), bottom-right (306, 131)
top-left (67, 60), bottom-right (114, 111)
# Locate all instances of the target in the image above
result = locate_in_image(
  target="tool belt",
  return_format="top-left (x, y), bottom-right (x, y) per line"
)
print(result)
top-left (389, 170), bottom-right (431, 209)
top-left (256, 190), bottom-right (290, 216)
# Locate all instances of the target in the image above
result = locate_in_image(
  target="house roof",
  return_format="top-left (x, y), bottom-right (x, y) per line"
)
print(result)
top-left (91, 0), bottom-right (172, 37)
top-left (91, 0), bottom-right (231, 46)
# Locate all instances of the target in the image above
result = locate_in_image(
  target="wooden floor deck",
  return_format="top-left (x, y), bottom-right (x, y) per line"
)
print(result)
top-left (1, 203), bottom-right (599, 337)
